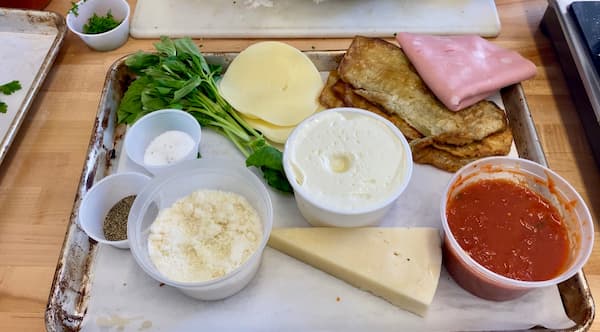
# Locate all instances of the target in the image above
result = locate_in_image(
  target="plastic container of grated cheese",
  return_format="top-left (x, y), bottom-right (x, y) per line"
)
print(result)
top-left (127, 158), bottom-right (273, 300)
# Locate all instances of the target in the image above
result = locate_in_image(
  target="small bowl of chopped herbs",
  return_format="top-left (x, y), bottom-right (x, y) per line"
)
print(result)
top-left (66, 0), bottom-right (130, 51)
top-left (79, 172), bottom-right (151, 249)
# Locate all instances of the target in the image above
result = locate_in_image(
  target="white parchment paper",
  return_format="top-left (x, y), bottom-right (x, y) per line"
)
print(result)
top-left (80, 94), bottom-right (575, 331)
top-left (0, 31), bottom-right (56, 140)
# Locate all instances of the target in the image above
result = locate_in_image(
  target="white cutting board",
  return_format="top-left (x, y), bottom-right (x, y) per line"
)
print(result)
top-left (130, 0), bottom-right (501, 38)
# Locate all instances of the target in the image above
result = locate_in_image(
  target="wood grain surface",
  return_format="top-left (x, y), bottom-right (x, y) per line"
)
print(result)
top-left (1, 0), bottom-right (599, 331)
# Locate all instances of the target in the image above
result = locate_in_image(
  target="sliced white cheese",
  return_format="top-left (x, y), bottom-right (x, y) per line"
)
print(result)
top-left (240, 114), bottom-right (295, 144)
top-left (219, 41), bottom-right (323, 126)
top-left (268, 227), bottom-right (442, 316)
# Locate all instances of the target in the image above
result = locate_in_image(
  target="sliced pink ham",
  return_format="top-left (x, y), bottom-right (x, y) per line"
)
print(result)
top-left (396, 32), bottom-right (536, 111)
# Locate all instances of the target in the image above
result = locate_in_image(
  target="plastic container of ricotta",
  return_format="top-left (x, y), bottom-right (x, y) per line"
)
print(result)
top-left (283, 107), bottom-right (413, 227)
top-left (127, 158), bottom-right (273, 300)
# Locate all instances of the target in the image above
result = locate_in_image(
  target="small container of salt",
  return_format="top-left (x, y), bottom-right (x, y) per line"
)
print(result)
top-left (124, 109), bottom-right (202, 175)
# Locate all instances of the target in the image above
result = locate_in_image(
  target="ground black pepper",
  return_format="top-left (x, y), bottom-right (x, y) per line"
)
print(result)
top-left (103, 195), bottom-right (136, 241)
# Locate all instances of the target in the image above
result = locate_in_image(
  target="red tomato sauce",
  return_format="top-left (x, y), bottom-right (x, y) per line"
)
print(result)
top-left (446, 179), bottom-right (569, 281)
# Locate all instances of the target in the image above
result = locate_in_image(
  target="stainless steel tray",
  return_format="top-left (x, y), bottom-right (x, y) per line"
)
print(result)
top-left (45, 51), bottom-right (594, 332)
top-left (0, 8), bottom-right (66, 166)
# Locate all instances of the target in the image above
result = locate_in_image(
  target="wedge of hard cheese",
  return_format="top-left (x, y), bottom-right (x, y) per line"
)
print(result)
top-left (268, 227), bottom-right (442, 316)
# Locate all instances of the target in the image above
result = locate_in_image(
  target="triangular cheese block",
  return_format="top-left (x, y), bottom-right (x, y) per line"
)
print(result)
top-left (268, 227), bottom-right (442, 316)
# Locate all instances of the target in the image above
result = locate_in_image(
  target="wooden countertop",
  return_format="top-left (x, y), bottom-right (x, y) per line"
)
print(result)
top-left (1, 0), bottom-right (599, 331)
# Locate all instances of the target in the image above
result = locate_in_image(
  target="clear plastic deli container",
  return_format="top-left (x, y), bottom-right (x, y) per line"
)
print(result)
top-left (127, 158), bottom-right (273, 300)
top-left (440, 156), bottom-right (594, 301)
top-left (283, 107), bottom-right (413, 227)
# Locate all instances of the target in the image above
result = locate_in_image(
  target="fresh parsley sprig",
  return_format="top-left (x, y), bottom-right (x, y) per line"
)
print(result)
top-left (69, 0), bottom-right (86, 16)
top-left (0, 81), bottom-right (21, 95)
top-left (118, 37), bottom-right (293, 193)
top-left (83, 11), bottom-right (121, 34)
top-left (0, 80), bottom-right (22, 114)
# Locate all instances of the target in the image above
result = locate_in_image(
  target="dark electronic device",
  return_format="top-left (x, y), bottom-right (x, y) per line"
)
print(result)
top-left (570, 2), bottom-right (600, 75)
top-left (542, 0), bottom-right (600, 167)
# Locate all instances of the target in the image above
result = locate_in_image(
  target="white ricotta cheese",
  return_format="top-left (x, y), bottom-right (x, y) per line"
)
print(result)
top-left (288, 111), bottom-right (406, 211)
top-left (147, 190), bottom-right (262, 283)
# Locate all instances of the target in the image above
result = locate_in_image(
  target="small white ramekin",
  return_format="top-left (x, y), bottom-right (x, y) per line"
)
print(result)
top-left (124, 109), bottom-right (202, 176)
top-left (66, 0), bottom-right (130, 52)
top-left (78, 172), bottom-right (151, 249)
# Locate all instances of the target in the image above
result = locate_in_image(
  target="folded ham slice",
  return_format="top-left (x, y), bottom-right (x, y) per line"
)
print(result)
top-left (396, 32), bottom-right (536, 111)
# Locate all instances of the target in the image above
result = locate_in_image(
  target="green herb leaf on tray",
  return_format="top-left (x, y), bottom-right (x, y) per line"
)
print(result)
top-left (117, 76), bottom-right (151, 124)
top-left (125, 52), bottom-right (160, 75)
top-left (154, 38), bottom-right (176, 57)
top-left (246, 144), bottom-right (292, 192)
top-left (0, 80), bottom-right (21, 95)
top-left (83, 11), bottom-right (121, 34)
top-left (260, 167), bottom-right (293, 193)
top-left (117, 36), bottom-right (293, 193)
top-left (246, 144), bottom-right (284, 172)
top-left (69, 1), bottom-right (82, 16)
top-left (0, 80), bottom-right (22, 115)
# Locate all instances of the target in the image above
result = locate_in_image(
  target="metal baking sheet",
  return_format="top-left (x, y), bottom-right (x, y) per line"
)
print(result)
top-left (46, 51), bottom-right (594, 332)
top-left (0, 7), bottom-right (66, 166)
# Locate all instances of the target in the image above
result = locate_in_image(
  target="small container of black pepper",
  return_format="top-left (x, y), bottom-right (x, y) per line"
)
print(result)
top-left (79, 172), bottom-right (151, 249)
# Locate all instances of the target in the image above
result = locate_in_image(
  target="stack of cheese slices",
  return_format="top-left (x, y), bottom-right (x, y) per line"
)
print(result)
top-left (219, 41), bottom-right (324, 144)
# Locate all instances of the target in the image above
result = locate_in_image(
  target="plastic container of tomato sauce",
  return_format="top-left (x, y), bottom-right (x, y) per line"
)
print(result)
top-left (0, 0), bottom-right (51, 10)
top-left (440, 156), bottom-right (594, 301)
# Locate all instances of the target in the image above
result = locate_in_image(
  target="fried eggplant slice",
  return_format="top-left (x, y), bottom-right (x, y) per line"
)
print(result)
top-left (319, 71), bottom-right (345, 109)
top-left (432, 127), bottom-right (513, 158)
top-left (410, 128), bottom-right (513, 172)
top-left (332, 79), bottom-right (423, 141)
top-left (338, 36), bottom-right (507, 146)
top-left (320, 71), bottom-right (423, 141)
top-left (411, 138), bottom-right (478, 172)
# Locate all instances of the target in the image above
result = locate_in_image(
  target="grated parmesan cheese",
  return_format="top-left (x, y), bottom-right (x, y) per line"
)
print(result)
top-left (148, 190), bottom-right (262, 283)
